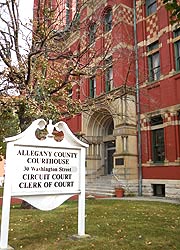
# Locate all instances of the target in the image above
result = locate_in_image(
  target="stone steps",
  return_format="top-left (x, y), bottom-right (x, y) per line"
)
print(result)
top-left (85, 187), bottom-right (115, 197)
top-left (86, 175), bottom-right (115, 197)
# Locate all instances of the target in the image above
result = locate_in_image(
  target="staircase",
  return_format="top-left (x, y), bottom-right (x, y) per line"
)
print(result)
top-left (86, 175), bottom-right (115, 198)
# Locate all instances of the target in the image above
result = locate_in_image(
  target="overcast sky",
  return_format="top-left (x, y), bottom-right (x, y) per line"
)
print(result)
top-left (0, 0), bottom-right (34, 92)
top-left (18, 0), bottom-right (34, 55)
top-left (19, 0), bottom-right (34, 22)
top-left (0, 0), bottom-right (34, 58)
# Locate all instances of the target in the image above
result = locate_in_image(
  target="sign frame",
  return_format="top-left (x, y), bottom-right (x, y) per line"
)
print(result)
top-left (0, 119), bottom-right (88, 250)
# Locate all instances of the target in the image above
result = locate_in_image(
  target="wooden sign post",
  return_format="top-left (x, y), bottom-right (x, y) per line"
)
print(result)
top-left (0, 119), bottom-right (88, 250)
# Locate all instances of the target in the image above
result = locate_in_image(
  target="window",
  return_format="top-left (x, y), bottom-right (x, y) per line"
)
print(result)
top-left (65, 83), bottom-right (73, 98)
top-left (68, 89), bottom-right (73, 98)
top-left (174, 28), bottom-right (180, 71)
top-left (146, 0), bottom-right (157, 16)
top-left (148, 42), bottom-right (160, 82)
top-left (89, 23), bottom-right (96, 44)
top-left (72, 0), bottom-right (80, 21)
top-left (178, 111), bottom-right (180, 120)
top-left (66, 0), bottom-right (70, 25)
top-left (104, 8), bottom-right (112, 32)
top-left (76, 0), bottom-right (79, 9)
top-left (108, 120), bottom-right (114, 135)
top-left (152, 184), bottom-right (165, 197)
top-left (105, 57), bottom-right (113, 92)
top-left (89, 77), bottom-right (96, 98)
top-left (152, 128), bottom-right (164, 162)
top-left (151, 116), bottom-right (165, 163)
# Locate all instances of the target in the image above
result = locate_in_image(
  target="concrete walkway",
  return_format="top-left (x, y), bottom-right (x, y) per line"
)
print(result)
top-left (102, 196), bottom-right (180, 204)
top-left (0, 196), bottom-right (179, 206)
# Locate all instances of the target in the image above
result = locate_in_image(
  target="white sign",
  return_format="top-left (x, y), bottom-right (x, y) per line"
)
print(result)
top-left (12, 146), bottom-right (80, 196)
top-left (0, 119), bottom-right (88, 250)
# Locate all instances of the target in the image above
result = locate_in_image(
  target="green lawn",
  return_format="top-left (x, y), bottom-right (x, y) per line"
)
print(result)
top-left (0, 187), bottom-right (3, 197)
top-left (2, 199), bottom-right (180, 250)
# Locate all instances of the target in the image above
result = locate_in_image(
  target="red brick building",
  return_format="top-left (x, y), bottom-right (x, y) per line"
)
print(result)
top-left (136, 0), bottom-right (180, 198)
top-left (34, 0), bottom-right (180, 198)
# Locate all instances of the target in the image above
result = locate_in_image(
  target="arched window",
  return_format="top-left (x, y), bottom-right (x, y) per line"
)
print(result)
top-left (104, 8), bottom-right (112, 32)
top-left (107, 120), bottom-right (114, 135)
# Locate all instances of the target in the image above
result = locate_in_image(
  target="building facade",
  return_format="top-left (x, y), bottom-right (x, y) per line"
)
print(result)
top-left (136, 0), bottom-right (180, 198)
top-left (34, 0), bottom-right (180, 198)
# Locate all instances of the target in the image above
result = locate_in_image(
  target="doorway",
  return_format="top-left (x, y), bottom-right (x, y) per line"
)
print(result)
top-left (105, 141), bottom-right (115, 175)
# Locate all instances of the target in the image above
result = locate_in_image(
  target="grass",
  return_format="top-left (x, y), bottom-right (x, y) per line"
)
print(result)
top-left (2, 199), bottom-right (179, 250)
top-left (0, 187), bottom-right (3, 197)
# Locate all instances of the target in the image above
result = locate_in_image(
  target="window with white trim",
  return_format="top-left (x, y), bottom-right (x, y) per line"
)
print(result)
top-left (146, 0), bottom-right (157, 16)
top-left (89, 77), bottom-right (96, 98)
top-left (104, 8), bottom-right (112, 32)
top-left (174, 28), bottom-right (180, 71)
top-left (89, 23), bottom-right (96, 44)
top-left (105, 57), bottom-right (113, 92)
top-left (150, 116), bottom-right (165, 163)
top-left (147, 41), bottom-right (160, 82)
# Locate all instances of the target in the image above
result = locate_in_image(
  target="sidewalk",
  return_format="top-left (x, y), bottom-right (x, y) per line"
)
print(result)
top-left (103, 196), bottom-right (180, 204)
top-left (0, 195), bottom-right (179, 206)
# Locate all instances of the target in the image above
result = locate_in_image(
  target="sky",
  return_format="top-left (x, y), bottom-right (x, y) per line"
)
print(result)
top-left (18, 0), bottom-right (34, 53)
top-left (19, 0), bottom-right (34, 22)
top-left (0, 0), bottom-right (34, 65)
top-left (0, 0), bottom-right (34, 92)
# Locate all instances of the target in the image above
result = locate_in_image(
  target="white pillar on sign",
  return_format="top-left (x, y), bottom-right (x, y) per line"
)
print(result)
top-left (78, 148), bottom-right (86, 236)
top-left (0, 191), bottom-right (11, 249)
top-left (0, 145), bottom-right (13, 250)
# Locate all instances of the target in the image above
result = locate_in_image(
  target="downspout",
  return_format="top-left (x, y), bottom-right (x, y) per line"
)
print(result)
top-left (133, 0), bottom-right (142, 196)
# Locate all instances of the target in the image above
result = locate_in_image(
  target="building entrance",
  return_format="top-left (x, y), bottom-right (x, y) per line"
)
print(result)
top-left (105, 141), bottom-right (115, 175)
